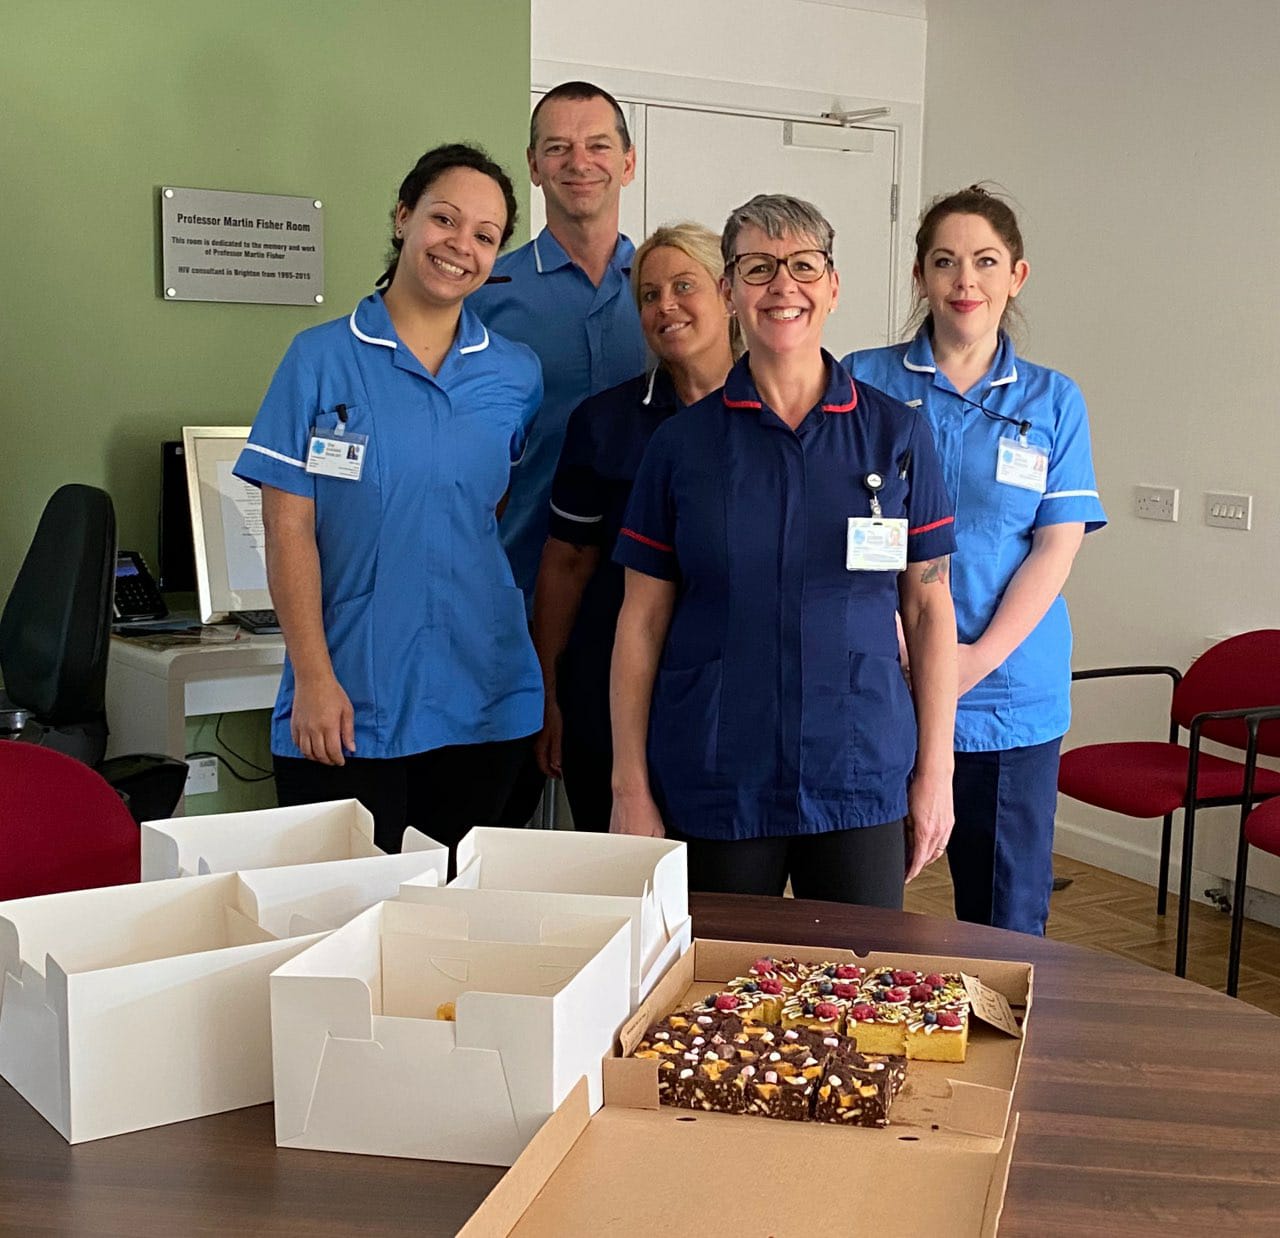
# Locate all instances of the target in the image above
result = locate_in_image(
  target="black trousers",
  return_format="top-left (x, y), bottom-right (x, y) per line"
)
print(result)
top-left (667, 819), bottom-right (906, 909)
top-left (273, 737), bottom-right (529, 865)
top-left (559, 731), bottom-right (613, 832)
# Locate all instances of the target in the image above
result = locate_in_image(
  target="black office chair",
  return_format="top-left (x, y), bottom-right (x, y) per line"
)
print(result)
top-left (0, 484), bottom-right (187, 823)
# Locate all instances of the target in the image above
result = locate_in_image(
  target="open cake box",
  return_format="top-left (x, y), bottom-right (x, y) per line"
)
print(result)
top-left (140, 798), bottom-right (444, 880)
top-left (460, 937), bottom-right (1032, 1237)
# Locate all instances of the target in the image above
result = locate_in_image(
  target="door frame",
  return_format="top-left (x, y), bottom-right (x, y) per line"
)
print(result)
top-left (532, 57), bottom-right (922, 333)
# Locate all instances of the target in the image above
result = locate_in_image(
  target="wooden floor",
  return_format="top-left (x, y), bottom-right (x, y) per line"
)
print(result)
top-left (903, 854), bottom-right (1280, 1017)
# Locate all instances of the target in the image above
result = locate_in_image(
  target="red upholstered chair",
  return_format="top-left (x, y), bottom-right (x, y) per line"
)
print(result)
top-left (0, 741), bottom-right (140, 901)
top-left (1226, 733), bottom-right (1280, 995)
top-left (1058, 630), bottom-right (1280, 984)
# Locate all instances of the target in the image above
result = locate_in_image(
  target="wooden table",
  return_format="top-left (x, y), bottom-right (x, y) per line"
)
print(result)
top-left (3, 894), bottom-right (1279, 1236)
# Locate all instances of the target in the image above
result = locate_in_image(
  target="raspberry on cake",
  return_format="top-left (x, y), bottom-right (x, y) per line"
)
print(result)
top-left (844, 999), bottom-right (909, 1056)
top-left (724, 976), bottom-right (787, 1022)
top-left (904, 1002), bottom-right (969, 1062)
top-left (782, 988), bottom-right (850, 1035)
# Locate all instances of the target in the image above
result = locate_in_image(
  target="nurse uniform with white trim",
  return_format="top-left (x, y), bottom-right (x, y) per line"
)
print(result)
top-left (233, 291), bottom-right (544, 763)
top-left (844, 329), bottom-right (1107, 931)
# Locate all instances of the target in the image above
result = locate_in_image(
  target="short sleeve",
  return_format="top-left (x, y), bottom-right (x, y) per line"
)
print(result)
top-left (508, 345), bottom-right (544, 465)
top-left (1037, 377), bottom-right (1107, 533)
top-left (612, 426), bottom-right (679, 582)
top-left (548, 397), bottom-right (607, 546)
top-left (904, 411), bottom-right (958, 562)
top-left (232, 337), bottom-right (318, 499)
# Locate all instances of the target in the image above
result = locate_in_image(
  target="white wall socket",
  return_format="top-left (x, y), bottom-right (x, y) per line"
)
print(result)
top-left (185, 755), bottom-right (218, 796)
top-left (1205, 491), bottom-right (1252, 531)
top-left (1134, 484), bottom-right (1179, 522)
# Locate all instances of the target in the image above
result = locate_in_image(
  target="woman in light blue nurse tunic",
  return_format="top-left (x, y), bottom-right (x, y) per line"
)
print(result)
top-left (233, 145), bottom-right (544, 856)
top-left (844, 186), bottom-right (1106, 935)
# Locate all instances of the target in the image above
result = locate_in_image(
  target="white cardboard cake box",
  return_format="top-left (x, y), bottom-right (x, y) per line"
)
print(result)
top-left (460, 938), bottom-right (1033, 1237)
top-left (443, 827), bottom-right (691, 1005)
top-left (0, 852), bottom-right (445, 1145)
top-left (270, 898), bottom-right (632, 1167)
top-left (140, 797), bottom-right (444, 881)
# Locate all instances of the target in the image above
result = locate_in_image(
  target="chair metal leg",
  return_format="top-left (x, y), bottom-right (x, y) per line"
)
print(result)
top-left (1175, 803), bottom-right (1197, 977)
top-left (1157, 813), bottom-right (1173, 916)
top-left (1227, 810), bottom-right (1251, 998)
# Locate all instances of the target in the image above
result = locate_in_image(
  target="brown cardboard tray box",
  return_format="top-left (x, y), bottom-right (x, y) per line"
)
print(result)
top-left (461, 938), bottom-right (1032, 1237)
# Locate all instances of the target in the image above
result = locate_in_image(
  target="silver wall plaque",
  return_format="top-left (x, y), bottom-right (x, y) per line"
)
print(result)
top-left (161, 186), bottom-right (325, 306)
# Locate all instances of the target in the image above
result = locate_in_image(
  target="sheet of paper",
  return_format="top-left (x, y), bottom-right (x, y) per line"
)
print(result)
top-left (216, 460), bottom-right (268, 592)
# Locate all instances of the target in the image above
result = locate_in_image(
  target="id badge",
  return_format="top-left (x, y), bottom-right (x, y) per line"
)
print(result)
top-left (995, 438), bottom-right (1048, 493)
top-left (305, 429), bottom-right (368, 480)
top-left (846, 517), bottom-right (908, 572)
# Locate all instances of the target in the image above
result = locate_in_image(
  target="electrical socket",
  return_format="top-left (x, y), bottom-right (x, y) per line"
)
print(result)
top-left (1134, 484), bottom-right (1179, 522)
top-left (185, 756), bottom-right (218, 796)
top-left (1205, 491), bottom-right (1252, 531)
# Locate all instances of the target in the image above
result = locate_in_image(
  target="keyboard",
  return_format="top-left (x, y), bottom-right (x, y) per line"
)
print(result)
top-left (230, 609), bottom-right (282, 634)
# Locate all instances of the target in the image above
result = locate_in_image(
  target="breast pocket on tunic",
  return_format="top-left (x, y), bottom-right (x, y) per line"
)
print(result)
top-left (648, 660), bottom-right (722, 791)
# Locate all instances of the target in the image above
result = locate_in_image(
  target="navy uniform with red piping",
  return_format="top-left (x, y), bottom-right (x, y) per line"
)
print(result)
top-left (614, 352), bottom-right (956, 841)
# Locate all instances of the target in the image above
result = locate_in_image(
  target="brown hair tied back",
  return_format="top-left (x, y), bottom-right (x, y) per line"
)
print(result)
top-left (904, 182), bottom-right (1026, 341)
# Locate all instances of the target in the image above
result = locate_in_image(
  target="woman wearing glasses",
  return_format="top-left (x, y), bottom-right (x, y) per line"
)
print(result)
top-left (609, 194), bottom-right (958, 905)
top-left (843, 187), bottom-right (1106, 934)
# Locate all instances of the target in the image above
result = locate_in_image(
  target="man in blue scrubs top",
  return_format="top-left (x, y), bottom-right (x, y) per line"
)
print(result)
top-left (469, 81), bottom-right (646, 824)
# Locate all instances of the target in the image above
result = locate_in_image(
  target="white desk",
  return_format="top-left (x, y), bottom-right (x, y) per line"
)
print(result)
top-left (105, 634), bottom-right (286, 764)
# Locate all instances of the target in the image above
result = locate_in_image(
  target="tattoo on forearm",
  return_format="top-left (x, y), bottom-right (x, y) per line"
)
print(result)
top-left (920, 556), bottom-right (949, 585)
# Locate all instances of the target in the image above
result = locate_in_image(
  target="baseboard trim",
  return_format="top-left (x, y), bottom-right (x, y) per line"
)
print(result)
top-left (1054, 818), bottom-right (1280, 930)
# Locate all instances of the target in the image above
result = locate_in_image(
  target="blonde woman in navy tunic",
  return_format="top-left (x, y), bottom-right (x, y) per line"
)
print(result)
top-left (234, 145), bottom-right (543, 857)
top-left (610, 195), bottom-right (959, 905)
top-left (844, 186), bottom-right (1106, 934)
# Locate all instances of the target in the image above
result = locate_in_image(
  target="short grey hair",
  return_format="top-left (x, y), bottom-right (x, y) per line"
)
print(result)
top-left (720, 194), bottom-right (835, 273)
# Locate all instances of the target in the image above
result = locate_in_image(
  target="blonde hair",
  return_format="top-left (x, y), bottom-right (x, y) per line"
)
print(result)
top-left (631, 221), bottom-right (744, 359)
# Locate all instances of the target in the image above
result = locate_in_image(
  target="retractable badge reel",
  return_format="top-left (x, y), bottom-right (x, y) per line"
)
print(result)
top-left (306, 403), bottom-right (368, 481)
top-left (847, 471), bottom-right (908, 572)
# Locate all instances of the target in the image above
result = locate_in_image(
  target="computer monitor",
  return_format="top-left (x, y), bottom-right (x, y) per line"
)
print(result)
top-left (158, 440), bottom-right (197, 593)
top-left (181, 425), bottom-right (273, 622)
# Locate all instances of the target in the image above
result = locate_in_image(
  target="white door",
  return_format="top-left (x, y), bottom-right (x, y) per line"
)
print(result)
top-left (526, 96), bottom-right (898, 356)
top-left (642, 106), bottom-right (897, 356)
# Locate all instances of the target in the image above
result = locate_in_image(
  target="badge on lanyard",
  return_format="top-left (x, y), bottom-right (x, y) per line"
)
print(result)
top-left (847, 471), bottom-right (907, 572)
top-left (995, 436), bottom-right (1048, 493)
top-left (305, 403), bottom-right (367, 481)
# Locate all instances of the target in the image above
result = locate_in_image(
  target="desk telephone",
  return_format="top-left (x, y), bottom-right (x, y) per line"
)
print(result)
top-left (113, 551), bottom-right (168, 621)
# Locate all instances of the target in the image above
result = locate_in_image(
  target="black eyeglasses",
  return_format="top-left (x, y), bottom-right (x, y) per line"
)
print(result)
top-left (727, 249), bottom-right (832, 285)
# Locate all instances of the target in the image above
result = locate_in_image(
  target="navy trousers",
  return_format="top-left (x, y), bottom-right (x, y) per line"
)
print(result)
top-left (947, 738), bottom-right (1062, 936)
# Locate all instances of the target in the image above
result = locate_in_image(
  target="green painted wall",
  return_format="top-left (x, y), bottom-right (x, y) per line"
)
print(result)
top-left (3, 0), bottom-right (531, 812)
top-left (1, 0), bottom-right (532, 597)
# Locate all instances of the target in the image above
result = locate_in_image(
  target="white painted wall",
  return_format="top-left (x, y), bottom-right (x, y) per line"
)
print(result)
top-left (533, 0), bottom-right (926, 103)
top-left (922, 0), bottom-right (1280, 915)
